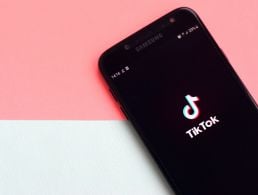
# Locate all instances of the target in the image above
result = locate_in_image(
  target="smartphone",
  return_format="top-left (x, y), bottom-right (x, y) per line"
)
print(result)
top-left (99, 7), bottom-right (258, 195)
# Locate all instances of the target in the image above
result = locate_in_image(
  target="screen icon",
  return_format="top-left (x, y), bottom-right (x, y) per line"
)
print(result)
top-left (183, 95), bottom-right (200, 120)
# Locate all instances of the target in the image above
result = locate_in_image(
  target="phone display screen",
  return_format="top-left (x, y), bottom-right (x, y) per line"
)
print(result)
top-left (100, 8), bottom-right (258, 194)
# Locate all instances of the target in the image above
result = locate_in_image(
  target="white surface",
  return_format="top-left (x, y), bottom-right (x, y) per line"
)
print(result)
top-left (0, 120), bottom-right (174, 195)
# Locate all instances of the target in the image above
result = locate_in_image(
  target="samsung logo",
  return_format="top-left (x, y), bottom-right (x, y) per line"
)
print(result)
top-left (135, 33), bottom-right (164, 52)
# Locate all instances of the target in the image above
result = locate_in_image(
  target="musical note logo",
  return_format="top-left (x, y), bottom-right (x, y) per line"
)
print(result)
top-left (183, 95), bottom-right (200, 120)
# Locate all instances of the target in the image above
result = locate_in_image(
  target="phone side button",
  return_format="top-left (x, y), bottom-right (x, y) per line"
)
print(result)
top-left (120, 106), bottom-right (129, 120)
top-left (109, 88), bottom-right (118, 102)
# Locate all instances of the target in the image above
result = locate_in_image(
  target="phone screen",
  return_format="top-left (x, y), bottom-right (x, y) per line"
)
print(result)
top-left (99, 8), bottom-right (258, 195)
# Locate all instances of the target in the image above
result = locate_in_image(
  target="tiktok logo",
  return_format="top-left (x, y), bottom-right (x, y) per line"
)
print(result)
top-left (183, 95), bottom-right (200, 120)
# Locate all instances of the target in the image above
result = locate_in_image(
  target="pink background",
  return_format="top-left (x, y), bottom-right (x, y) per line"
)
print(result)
top-left (0, 0), bottom-right (257, 119)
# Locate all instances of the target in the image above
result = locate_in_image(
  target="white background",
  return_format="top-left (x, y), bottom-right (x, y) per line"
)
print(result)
top-left (0, 121), bottom-right (175, 195)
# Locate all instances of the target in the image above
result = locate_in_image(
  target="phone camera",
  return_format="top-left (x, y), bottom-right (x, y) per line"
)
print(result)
top-left (169, 17), bottom-right (176, 24)
top-left (124, 44), bottom-right (131, 50)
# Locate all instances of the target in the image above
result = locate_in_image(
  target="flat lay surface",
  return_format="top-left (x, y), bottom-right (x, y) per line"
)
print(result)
top-left (0, 1), bottom-right (257, 194)
top-left (0, 120), bottom-right (174, 195)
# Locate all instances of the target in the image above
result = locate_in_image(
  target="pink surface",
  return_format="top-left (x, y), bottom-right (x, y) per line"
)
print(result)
top-left (0, 0), bottom-right (257, 119)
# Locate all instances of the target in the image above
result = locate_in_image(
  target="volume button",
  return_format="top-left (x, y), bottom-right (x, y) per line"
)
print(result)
top-left (109, 88), bottom-right (118, 102)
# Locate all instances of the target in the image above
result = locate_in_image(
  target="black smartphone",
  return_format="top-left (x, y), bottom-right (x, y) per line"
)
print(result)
top-left (99, 7), bottom-right (258, 195)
